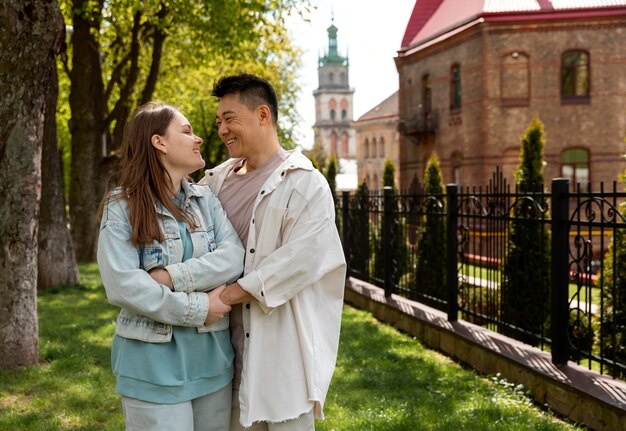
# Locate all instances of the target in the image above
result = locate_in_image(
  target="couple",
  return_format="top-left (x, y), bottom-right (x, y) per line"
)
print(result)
top-left (97, 74), bottom-right (346, 431)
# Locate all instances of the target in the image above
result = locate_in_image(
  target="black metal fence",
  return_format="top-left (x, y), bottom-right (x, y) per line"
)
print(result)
top-left (337, 169), bottom-right (626, 379)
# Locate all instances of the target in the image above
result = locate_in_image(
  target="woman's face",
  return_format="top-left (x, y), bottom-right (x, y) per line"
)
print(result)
top-left (158, 111), bottom-right (205, 176)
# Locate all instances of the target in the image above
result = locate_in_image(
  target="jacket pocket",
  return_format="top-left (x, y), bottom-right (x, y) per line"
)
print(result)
top-left (258, 206), bottom-right (287, 257)
top-left (139, 245), bottom-right (164, 272)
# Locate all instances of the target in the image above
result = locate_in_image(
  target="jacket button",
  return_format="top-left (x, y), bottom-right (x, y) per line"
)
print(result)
top-left (250, 248), bottom-right (255, 253)
top-left (209, 172), bottom-right (214, 176)
top-left (260, 190), bottom-right (265, 195)
top-left (281, 171), bottom-right (285, 176)
top-left (260, 291), bottom-right (264, 297)
top-left (246, 303), bottom-right (250, 309)
top-left (246, 332), bottom-right (250, 338)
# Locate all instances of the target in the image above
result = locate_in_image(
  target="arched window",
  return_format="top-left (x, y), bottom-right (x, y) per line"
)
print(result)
top-left (561, 148), bottom-right (590, 191)
top-left (329, 72), bottom-right (334, 84)
top-left (341, 132), bottom-right (349, 156)
top-left (364, 138), bottom-right (370, 159)
top-left (562, 50), bottom-right (590, 101)
top-left (330, 131), bottom-right (338, 156)
top-left (422, 74), bottom-right (432, 114)
top-left (450, 64), bottom-right (461, 111)
top-left (330, 109), bottom-right (336, 121)
top-left (371, 138), bottom-right (377, 158)
top-left (341, 109), bottom-right (347, 120)
top-left (379, 137), bottom-right (385, 158)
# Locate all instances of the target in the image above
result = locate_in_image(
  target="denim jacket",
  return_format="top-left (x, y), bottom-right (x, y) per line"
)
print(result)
top-left (97, 179), bottom-right (244, 343)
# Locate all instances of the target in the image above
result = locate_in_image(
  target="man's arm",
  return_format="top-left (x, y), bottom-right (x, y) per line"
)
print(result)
top-left (220, 282), bottom-right (254, 306)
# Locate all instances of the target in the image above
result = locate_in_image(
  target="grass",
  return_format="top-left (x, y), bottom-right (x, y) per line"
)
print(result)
top-left (0, 264), bottom-right (585, 430)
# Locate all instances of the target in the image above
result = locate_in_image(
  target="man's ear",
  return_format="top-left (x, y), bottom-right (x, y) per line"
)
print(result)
top-left (258, 105), bottom-right (272, 126)
top-left (151, 134), bottom-right (167, 154)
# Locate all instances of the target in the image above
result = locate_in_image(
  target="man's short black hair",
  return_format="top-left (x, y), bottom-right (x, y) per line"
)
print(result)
top-left (212, 74), bottom-right (279, 125)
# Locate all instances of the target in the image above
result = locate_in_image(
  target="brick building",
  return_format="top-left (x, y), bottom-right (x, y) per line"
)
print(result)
top-left (395, 0), bottom-right (626, 190)
top-left (354, 91), bottom-right (401, 188)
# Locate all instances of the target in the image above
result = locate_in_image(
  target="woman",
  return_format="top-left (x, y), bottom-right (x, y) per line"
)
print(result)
top-left (97, 102), bottom-right (244, 430)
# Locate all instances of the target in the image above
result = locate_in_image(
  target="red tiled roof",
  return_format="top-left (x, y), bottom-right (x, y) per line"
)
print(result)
top-left (401, 0), bottom-right (445, 48)
top-left (402, 0), bottom-right (626, 50)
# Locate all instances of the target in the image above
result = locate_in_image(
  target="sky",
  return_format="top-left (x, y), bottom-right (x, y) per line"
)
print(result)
top-left (286, 0), bottom-right (417, 149)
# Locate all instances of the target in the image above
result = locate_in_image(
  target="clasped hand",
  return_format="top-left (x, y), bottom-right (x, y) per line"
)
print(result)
top-left (148, 268), bottom-right (231, 324)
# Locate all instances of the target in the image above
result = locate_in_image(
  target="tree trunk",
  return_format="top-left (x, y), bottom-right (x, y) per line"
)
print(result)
top-left (68, 0), bottom-right (108, 262)
top-left (38, 63), bottom-right (80, 291)
top-left (0, 0), bottom-right (64, 369)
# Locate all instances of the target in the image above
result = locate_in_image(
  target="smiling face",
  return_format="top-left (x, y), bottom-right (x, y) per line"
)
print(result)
top-left (156, 111), bottom-right (205, 177)
top-left (215, 93), bottom-right (263, 160)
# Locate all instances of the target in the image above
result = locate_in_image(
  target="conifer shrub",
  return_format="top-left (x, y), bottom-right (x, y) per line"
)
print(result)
top-left (374, 160), bottom-right (408, 287)
top-left (598, 204), bottom-right (626, 377)
top-left (502, 116), bottom-right (551, 344)
top-left (415, 154), bottom-right (446, 303)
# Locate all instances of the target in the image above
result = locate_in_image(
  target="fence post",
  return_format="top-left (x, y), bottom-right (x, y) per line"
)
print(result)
top-left (551, 178), bottom-right (571, 365)
top-left (342, 191), bottom-right (351, 278)
top-left (446, 184), bottom-right (459, 321)
top-left (383, 186), bottom-right (394, 298)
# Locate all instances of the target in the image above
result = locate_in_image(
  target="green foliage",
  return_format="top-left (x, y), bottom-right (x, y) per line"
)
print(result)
top-left (325, 154), bottom-right (338, 204)
top-left (502, 116), bottom-right (551, 344)
top-left (598, 202), bottom-right (626, 377)
top-left (57, 0), bottom-right (308, 176)
top-left (415, 153), bottom-right (447, 302)
top-left (374, 160), bottom-right (408, 287)
top-left (303, 141), bottom-right (328, 172)
top-left (382, 159), bottom-right (395, 187)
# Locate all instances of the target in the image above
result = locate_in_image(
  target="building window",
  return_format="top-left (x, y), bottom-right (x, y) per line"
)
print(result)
top-left (330, 109), bottom-right (336, 121)
top-left (364, 138), bottom-right (369, 159)
top-left (422, 74), bottom-right (432, 114)
top-left (329, 72), bottom-right (334, 84)
top-left (450, 64), bottom-right (461, 111)
top-left (341, 132), bottom-right (349, 156)
top-left (379, 137), bottom-right (385, 158)
top-left (341, 109), bottom-right (347, 120)
top-left (373, 174), bottom-right (379, 189)
top-left (561, 148), bottom-right (590, 190)
top-left (371, 138), bottom-right (377, 159)
top-left (330, 131), bottom-right (338, 156)
top-left (562, 50), bottom-right (590, 102)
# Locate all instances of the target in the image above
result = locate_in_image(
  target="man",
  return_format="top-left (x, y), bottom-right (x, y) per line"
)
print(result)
top-left (199, 74), bottom-right (346, 430)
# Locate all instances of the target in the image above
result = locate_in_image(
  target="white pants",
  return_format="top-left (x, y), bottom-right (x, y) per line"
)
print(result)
top-left (229, 390), bottom-right (315, 431)
top-left (121, 383), bottom-right (231, 431)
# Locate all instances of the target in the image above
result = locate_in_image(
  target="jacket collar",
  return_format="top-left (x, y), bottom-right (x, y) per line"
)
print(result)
top-left (203, 149), bottom-right (313, 192)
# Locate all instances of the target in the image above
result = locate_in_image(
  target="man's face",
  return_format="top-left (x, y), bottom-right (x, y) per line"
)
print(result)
top-left (215, 93), bottom-right (260, 159)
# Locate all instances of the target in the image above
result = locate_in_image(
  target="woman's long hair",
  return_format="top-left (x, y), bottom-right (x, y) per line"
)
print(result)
top-left (98, 102), bottom-right (195, 245)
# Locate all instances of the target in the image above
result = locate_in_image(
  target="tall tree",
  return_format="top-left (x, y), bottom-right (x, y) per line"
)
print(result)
top-left (59, 0), bottom-right (307, 261)
top-left (38, 51), bottom-right (79, 291)
top-left (0, 0), bottom-right (64, 368)
top-left (502, 116), bottom-right (551, 344)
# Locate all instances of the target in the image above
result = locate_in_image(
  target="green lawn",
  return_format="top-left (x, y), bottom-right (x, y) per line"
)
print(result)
top-left (0, 264), bottom-right (585, 430)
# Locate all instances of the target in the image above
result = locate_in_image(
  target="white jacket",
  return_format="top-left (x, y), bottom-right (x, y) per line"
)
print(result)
top-left (200, 150), bottom-right (346, 426)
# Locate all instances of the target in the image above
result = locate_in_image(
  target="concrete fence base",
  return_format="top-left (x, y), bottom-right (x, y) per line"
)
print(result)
top-left (344, 277), bottom-right (626, 431)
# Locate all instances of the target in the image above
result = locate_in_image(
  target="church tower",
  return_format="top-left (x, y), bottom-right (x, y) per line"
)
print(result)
top-left (313, 19), bottom-right (356, 163)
